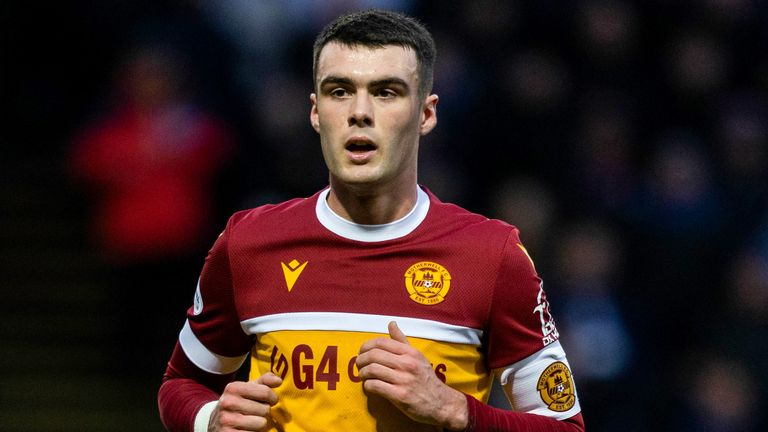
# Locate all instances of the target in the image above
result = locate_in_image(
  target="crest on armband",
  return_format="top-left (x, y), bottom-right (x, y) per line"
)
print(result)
top-left (537, 361), bottom-right (576, 412)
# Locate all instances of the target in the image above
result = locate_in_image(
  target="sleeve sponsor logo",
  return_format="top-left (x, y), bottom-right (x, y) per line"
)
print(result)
top-left (537, 361), bottom-right (576, 412)
top-left (533, 285), bottom-right (559, 346)
top-left (193, 278), bottom-right (204, 315)
top-left (404, 261), bottom-right (451, 305)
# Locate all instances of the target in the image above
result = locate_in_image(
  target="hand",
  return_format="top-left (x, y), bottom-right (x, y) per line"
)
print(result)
top-left (208, 372), bottom-right (282, 432)
top-left (356, 321), bottom-right (468, 431)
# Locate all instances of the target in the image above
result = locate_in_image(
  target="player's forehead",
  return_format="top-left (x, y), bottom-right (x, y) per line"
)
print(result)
top-left (315, 42), bottom-right (419, 85)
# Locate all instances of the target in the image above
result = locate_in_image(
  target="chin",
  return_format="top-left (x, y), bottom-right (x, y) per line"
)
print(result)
top-left (337, 168), bottom-right (383, 185)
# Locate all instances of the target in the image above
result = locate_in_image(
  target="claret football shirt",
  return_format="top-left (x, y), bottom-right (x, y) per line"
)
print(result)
top-left (179, 186), bottom-right (580, 431)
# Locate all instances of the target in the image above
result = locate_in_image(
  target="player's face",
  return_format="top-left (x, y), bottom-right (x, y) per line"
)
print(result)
top-left (311, 42), bottom-right (437, 193)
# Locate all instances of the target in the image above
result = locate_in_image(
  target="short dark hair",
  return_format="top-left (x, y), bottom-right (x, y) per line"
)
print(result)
top-left (312, 9), bottom-right (436, 98)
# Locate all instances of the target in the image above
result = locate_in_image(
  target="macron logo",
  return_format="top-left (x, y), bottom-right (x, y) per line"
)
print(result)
top-left (281, 259), bottom-right (308, 292)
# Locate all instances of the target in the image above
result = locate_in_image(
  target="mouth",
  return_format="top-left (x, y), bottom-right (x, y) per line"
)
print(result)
top-left (345, 137), bottom-right (377, 153)
top-left (345, 137), bottom-right (378, 162)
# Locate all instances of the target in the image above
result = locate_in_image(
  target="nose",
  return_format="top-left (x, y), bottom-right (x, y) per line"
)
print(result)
top-left (348, 92), bottom-right (373, 127)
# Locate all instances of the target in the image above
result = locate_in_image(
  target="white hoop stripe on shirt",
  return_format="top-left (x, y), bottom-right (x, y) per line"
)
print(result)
top-left (179, 320), bottom-right (249, 374)
top-left (239, 312), bottom-right (483, 345)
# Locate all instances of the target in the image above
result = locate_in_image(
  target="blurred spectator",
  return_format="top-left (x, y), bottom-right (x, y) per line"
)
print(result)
top-left (549, 220), bottom-right (638, 430)
top-left (503, 49), bottom-right (571, 115)
top-left (626, 131), bottom-right (726, 359)
top-left (567, 87), bottom-right (639, 214)
top-left (666, 31), bottom-right (729, 98)
top-left (758, 214), bottom-right (768, 261)
top-left (255, 73), bottom-right (326, 197)
top-left (68, 42), bottom-right (233, 376)
top-left (725, 248), bottom-right (768, 325)
top-left (489, 176), bottom-right (557, 264)
top-left (418, 152), bottom-right (471, 206)
top-left (628, 130), bottom-right (726, 244)
top-left (700, 0), bottom-right (756, 27)
top-left (431, 31), bottom-right (478, 122)
top-left (716, 94), bottom-right (768, 240)
top-left (454, 0), bottom-right (520, 57)
top-left (70, 43), bottom-right (233, 263)
top-left (708, 248), bottom-right (768, 431)
top-left (675, 353), bottom-right (760, 432)
top-left (642, 133), bottom-right (724, 233)
top-left (575, 0), bottom-right (637, 65)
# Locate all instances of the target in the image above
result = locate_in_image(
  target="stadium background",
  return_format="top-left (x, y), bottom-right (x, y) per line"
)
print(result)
top-left (3, 1), bottom-right (767, 430)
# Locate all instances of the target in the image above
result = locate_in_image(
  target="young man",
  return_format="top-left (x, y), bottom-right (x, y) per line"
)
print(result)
top-left (158, 9), bottom-right (584, 432)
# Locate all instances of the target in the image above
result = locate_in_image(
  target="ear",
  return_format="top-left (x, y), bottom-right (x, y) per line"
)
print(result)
top-left (310, 93), bottom-right (320, 133)
top-left (419, 94), bottom-right (439, 136)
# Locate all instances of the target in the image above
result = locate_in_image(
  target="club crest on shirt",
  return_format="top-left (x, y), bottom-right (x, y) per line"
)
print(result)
top-left (404, 261), bottom-right (451, 305)
top-left (537, 361), bottom-right (576, 412)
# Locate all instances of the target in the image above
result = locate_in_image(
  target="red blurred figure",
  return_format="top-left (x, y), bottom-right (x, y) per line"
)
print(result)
top-left (69, 43), bottom-right (233, 376)
top-left (70, 45), bottom-right (232, 262)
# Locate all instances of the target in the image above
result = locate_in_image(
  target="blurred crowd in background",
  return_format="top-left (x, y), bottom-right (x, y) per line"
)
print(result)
top-left (5, 1), bottom-right (768, 431)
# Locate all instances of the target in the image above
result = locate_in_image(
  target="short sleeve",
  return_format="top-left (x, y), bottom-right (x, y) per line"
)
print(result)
top-left (178, 220), bottom-right (251, 374)
top-left (485, 229), bottom-right (581, 419)
top-left (485, 228), bottom-right (560, 369)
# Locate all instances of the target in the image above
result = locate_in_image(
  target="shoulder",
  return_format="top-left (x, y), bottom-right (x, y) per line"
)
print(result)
top-left (425, 188), bottom-right (517, 239)
top-left (226, 192), bottom-right (321, 231)
top-left (423, 189), bottom-right (537, 281)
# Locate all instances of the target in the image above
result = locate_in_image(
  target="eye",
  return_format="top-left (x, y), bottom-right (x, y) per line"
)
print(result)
top-left (376, 88), bottom-right (398, 99)
top-left (329, 88), bottom-right (350, 98)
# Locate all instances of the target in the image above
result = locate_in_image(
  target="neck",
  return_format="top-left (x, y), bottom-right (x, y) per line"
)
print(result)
top-left (326, 180), bottom-right (418, 225)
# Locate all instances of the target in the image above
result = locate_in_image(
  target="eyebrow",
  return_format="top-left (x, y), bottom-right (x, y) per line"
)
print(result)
top-left (319, 75), bottom-right (354, 88)
top-left (319, 75), bottom-right (411, 92)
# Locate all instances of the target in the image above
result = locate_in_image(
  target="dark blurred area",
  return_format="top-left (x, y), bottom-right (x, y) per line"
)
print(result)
top-left (2, 1), bottom-right (767, 431)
